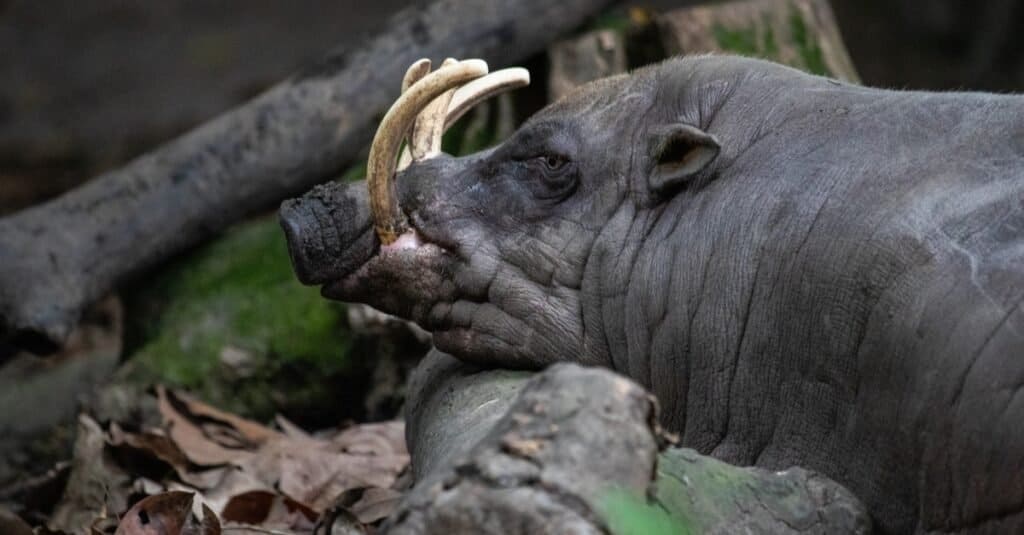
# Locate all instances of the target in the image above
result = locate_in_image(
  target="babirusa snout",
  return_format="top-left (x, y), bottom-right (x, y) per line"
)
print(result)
top-left (280, 181), bottom-right (376, 285)
top-left (281, 58), bottom-right (529, 285)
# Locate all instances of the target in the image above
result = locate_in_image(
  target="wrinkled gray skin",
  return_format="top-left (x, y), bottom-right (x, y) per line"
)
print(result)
top-left (280, 56), bottom-right (1024, 534)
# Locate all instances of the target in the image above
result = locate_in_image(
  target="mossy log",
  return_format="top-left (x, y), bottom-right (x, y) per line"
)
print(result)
top-left (397, 351), bottom-right (870, 534)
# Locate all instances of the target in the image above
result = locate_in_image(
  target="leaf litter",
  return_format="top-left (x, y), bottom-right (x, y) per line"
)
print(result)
top-left (37, 387), bottom-right (409, 535)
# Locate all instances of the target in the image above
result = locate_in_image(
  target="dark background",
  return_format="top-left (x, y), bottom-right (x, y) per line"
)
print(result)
top-left (2, 0), bottom-right (1022, 214)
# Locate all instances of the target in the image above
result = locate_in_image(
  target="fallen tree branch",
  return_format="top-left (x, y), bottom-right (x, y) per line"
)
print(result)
top-left (392, 352), bottom-right (663, 534)
top-left (397, 351), bottom-right (871, 534)
top-left (0, 0), bottom-right (613, 353)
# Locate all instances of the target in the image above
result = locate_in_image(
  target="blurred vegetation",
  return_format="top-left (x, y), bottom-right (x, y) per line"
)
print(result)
top-left (122, 216), bottom-right (353, 421)
top-left (788, 6), bottom-right (829, 76)
top-left (709, 4), bottom-right (833, 77)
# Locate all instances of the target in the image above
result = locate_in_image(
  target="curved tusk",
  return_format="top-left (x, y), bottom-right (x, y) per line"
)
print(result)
top-left (398, 66), bottom-right (531, 169)
top-left (401, 58), bottom-right (432, 93)
top-left (397, 59), bottom-right (432, 172)
top-left (368, 58), bottom-right (489, 245)
top-left (444, 67), bottom-right (531, 129)
top-left (409, 58), bottom-right (459, 162)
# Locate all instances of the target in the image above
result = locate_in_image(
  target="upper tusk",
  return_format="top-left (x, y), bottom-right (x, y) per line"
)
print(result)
top-left (397, 59), bottom-right (432, 172)
top-left (409, 58), bottom-right (459, 162)
top-left (399, 66), bottom-right (532, 169)
top-left (401, 58), bottom-right (432, 92)
top-left (445, 68), bottom-right (531, 129)
top-left (367, 59), bottom-right (489, 245)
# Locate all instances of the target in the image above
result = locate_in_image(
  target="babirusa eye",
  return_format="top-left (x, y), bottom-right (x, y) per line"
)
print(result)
top-left (542, 154), bottom-right (568, 171)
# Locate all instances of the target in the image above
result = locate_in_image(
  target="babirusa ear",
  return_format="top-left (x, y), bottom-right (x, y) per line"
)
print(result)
top-left (647, 123), bottom-right (720, 195)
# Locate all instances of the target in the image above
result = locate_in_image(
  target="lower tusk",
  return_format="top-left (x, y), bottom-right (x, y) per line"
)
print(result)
top-left (410, 58), bottom-right (459, 161)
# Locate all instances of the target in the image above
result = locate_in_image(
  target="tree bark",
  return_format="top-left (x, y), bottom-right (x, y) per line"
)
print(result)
top-left (397, 351), bottom-right (872, 534)
top-left (658, 0), bottom-right (860, 83)
top-left (391, 351), bottom-right (663, 534)
top-left (0, 0), bottom-right (614, 354)
top-left (548, 30), bottom-right (628, 101)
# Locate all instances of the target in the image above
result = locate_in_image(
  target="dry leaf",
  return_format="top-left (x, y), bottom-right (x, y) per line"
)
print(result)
top-left (274, 415), bottom-right (312, 440)
top-left (49, 415), bottom-right (134, 533)
top-left (175, 467), bottom-right (231, 491)
top-left (165, 388), bottom-right (280, 445)
top-left (347, 487), bottom-right (403, 524)
top-left (114, 491), bottom-right (192, 535)
top-left (109, 424), bottom-right (188, 467)
top-left (245, 436), bottom-right (408, 513)
top-left (156, 387), bottom-right (281, 467)
top-left (194, 468), bottom-right (269, 516)
top-left (53, 388), bottom-right (408, 532)
top-left (332, 422), bottom-right (405, 455)
top-left (183, 504), bottom-right (221, 535)
top-left (221, 490), bottom-right (316, 530)
top-left (114, 492), bottom-right (220, 535)
top-left (108, 423), bottom-right (192, 481)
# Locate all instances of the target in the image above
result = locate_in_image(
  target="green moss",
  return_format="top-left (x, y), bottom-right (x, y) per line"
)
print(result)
top-left (712, 23), bottom-right (760, 57)
top-left (600, 488), bottom-right (690, 535)
top-left (788, 6), bottom-right (830, 76)
top-left (124, 216), bottom-right (351, 418)
top-left (650, 448), bottom-right (755, 530)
